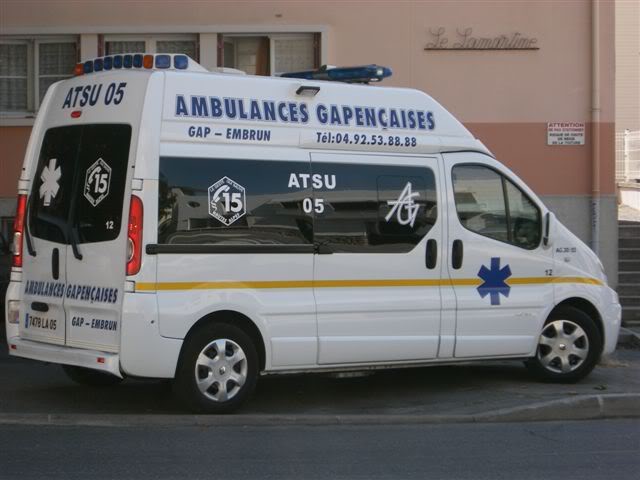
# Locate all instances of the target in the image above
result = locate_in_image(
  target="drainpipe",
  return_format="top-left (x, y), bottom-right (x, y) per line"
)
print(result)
top-left (591, 0), bottom-right (601, 255)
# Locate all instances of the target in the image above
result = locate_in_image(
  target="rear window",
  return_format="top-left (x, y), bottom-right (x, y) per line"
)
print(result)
top-left (158, 157), bottom-right (313, 246)
top-left (29, 124), bottom-right (132, 244)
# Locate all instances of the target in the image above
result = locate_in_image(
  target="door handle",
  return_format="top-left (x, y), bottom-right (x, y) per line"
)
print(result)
top-left (31, 302), bottom-right (49, 312)
top-left (425, 239), bottom-right (437, 269)
top-left (452, 239), bottom-right (463, 270)
top-left (52, 248), bottom-right (59, 280)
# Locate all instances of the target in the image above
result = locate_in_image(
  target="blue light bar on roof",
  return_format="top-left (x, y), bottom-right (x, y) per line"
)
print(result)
top-left (155, 54), bottom-right (171, 69)
top-left (75, 53), bottom-right (193, 76)
top-left (281, 64), bottom-right (393, 84)
top-left (174, 54), bottom-right (188, 70)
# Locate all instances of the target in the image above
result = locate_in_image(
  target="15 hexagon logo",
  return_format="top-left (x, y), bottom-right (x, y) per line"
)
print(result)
top-left (208, 176), bottom-right (246, 226)
top-left (84, 158), bottom-right (112, 207)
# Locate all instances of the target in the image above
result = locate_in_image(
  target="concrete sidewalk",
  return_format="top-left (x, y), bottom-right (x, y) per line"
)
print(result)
top-left (0, 334), bottom-right (638, 426)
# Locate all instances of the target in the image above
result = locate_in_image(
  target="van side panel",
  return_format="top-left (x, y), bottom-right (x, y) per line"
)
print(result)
top-left (150, 144), bottom-right (316, 370)
top-left (120, 292), bottom-right (182, 378)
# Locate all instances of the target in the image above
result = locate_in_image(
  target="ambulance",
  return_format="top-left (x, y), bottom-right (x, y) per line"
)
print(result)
top-left (4, 54), bottom-right (621, 413)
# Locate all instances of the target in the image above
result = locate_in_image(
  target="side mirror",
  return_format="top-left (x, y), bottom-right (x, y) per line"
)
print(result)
top-left (543, 211), bottom-right (556, 247)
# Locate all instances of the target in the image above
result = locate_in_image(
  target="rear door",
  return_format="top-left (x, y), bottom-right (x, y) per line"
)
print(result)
top-left (25, 124), bottom-right (133, 352)
top-left (21, 128), bottom-right (74, 346)
top-left (20, 72), bottom-right (149, 352)
top-left (62, 124), bottom-right (132, 352)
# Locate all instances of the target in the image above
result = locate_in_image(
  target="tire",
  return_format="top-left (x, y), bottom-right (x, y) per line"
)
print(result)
top-left (173, 323), bottom-right (258, 413)
top-left (62, 365), bottom-right (123, 387)
top-left (526, 306), bottom-right (602, 383)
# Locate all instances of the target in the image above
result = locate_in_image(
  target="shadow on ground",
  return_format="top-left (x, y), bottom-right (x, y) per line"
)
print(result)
top-left (1, 330), bottom-right (638, 416)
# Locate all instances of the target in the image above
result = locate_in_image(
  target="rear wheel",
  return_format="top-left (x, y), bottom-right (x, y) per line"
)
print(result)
top-left (173, 323), bottom-right (258, 413)
top-left (62, 365), bottom-right (123, 387)
top-left (526, 306), bottom-right (602, 383)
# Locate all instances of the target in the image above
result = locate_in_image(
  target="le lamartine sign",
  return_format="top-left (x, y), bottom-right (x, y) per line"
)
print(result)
top-left (425, 27), bottom-right (539, 51)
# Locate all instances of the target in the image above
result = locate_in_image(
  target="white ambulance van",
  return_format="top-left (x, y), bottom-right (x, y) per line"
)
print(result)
top-left (5, 54), bottom-right (621, 412)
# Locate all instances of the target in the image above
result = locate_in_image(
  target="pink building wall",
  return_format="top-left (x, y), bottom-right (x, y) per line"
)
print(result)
top-left (0, 0), bottom-right (615, 198)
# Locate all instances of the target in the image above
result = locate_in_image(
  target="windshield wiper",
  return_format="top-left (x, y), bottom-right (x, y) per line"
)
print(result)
top-left (69, 225), bottom-right (83, 260)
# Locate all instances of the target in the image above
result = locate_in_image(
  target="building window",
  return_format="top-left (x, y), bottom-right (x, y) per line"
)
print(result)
top-left (220, 33), bottom-right (318, 76)
top-left (0, 37), bottom-right (77, 114)
top-left (104, 34), bottom-right (198, 60)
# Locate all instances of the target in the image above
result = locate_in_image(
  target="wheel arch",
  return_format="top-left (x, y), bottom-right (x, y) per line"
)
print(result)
top-left (179, 310), bottom-right (267, 371)
top-left (550, 297), bottom-right (604, 352)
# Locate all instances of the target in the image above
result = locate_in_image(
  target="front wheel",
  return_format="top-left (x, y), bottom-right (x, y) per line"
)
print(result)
top-left (173, 323), bottom-right (258, 413)
top-left (526, 306), bottom-right (602, 383)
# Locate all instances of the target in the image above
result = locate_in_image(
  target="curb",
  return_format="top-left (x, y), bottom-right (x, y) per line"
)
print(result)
top-left (0, 393), bottom-right (638, 428)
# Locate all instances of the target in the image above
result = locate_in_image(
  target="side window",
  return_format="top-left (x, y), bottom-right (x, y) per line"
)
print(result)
top-left (158, 157), bottom-right (313, 245)
top-left (452, 164), bottom-right (541, 249)
top-left (452, 165), bottom-right (508, 243)
top-left (505, 180), bottom-right (541, 249)
top-left (313, 162), bottom-right (437, 253)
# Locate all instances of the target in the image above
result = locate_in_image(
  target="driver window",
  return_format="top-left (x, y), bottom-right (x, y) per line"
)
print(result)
top-left (452, 165), bottom-right (508, 243)
top-left (505, 180), bottom-right (541, 249)
top-left (452, 164), bottom-right (541, 250)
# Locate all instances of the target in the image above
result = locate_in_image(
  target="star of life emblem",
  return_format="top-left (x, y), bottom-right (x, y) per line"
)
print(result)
top-left (39, 158), bottom-right (61, 206)
top-left (385, 182), bottom-right (421, 228)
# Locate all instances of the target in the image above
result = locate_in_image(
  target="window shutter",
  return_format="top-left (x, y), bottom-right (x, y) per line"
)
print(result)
top-left (38, 42), bottom-right (77, 105)
top-left (156, 40), bottom-right (198, 60)
top-left (272, 35), bottom-right (314, 76)
top-left (105, 41), bottom-right (146, 55)
top-left (0, 43), bottom-right (29, 111)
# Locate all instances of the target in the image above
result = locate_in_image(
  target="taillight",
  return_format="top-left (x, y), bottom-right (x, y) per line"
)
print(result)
top-left (12, 194), bottom-right (27, 268)
top-left (126, 195), bottom-right (143, 275)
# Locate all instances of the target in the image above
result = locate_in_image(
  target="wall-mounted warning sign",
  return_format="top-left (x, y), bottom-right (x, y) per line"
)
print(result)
top-left (547, 122), bottom-right (585, 146)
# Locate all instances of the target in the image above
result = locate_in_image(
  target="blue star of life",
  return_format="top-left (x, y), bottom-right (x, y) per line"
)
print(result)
top-left (477, 257), bottom-right (512, 306)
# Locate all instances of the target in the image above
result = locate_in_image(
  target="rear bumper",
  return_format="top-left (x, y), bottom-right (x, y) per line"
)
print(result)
top-left (7, 336), bottom-right (122, 378)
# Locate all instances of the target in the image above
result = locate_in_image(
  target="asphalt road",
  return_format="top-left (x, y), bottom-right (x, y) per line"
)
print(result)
top-left (1, 419), bottom-right (638, 479)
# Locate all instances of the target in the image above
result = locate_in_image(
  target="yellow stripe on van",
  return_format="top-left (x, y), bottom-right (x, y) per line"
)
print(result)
top-left (135, 276), bottom-right (603, 292)
top-left (550, 276), bottom-right (603, 286)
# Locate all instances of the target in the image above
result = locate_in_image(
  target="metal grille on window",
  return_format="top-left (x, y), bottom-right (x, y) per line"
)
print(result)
top-left (0, 43), bottom-right (29, 111)
top-left (105, 41), bottom-right (146, 55)
top-left (156, 40), bottom-right (197, 60)
top-left (272, 36), bottom-right (314, 76)
top-left (38, 42), bottom-right (76, 104)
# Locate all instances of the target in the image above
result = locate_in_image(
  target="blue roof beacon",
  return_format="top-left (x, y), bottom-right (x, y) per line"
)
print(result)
top-left (280, 64), bottom-right (393, 84)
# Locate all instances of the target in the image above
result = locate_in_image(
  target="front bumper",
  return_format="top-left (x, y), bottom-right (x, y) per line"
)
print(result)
top-left (7, 337), bottom-right (122, 378)
top-left (602, 301), bottom-right (622, 355)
